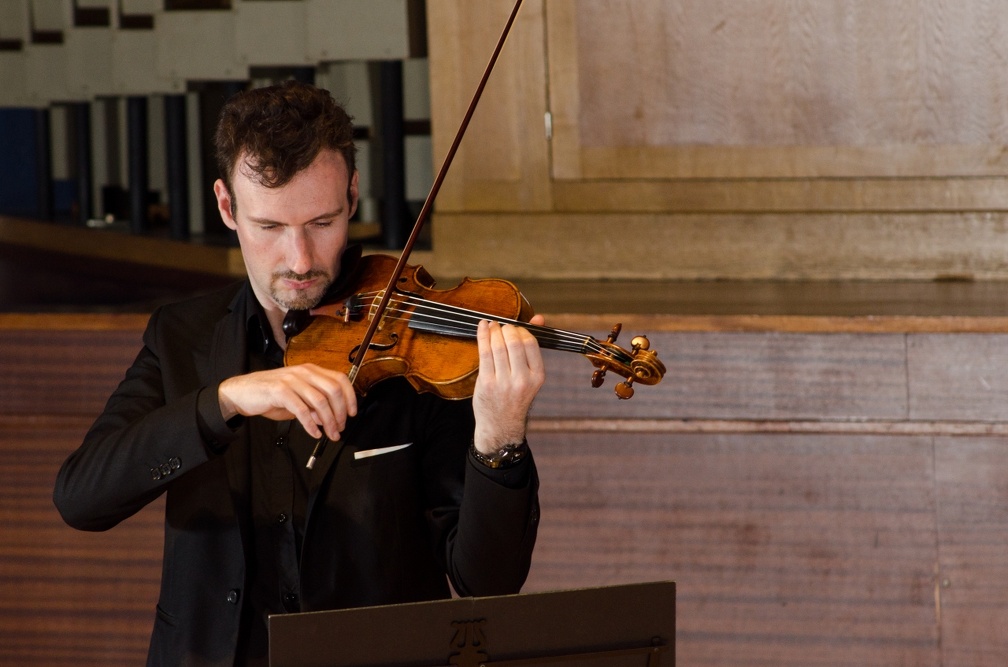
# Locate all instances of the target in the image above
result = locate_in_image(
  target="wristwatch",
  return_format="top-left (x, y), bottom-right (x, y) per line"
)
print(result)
top-left (470, 440), bottom-right (528, 469)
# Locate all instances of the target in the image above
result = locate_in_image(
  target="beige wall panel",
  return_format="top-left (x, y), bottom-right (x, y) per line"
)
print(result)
top-left (64, 28), bottom-right (113, 99)
top-left (156, 10), bottom-right (245, 82)
top-left (235, 1), bottom-right (310, 68)
top-left (0, 0), bottom-right (28, 41)
top-left (427, 0), bottom-right (552, 212)
top-left (0, 53), bottom-right (30, 107)
top-left (429, 211), bottom-right (1008, 280)
top-left (23, 44), bottom-right (69, 105)
top-left (111, 30), bottom-right (185, 96)
top-left (547, 0), bottom-right (1008, 180)
top-left (29, 0), bottom-right (69, 32)
top-left (306, 0), bottom-right (413, 62)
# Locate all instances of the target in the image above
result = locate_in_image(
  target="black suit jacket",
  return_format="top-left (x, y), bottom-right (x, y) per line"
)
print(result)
top-left (53, 282), bottom-right (540, 667)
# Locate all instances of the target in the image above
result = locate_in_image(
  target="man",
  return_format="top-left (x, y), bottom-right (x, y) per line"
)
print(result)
top-left (53, 80), bottom-right (544, 667)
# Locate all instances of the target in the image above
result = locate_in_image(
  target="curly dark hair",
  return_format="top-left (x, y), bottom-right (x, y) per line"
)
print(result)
top-left (213, 80), bottom-right (357, 211)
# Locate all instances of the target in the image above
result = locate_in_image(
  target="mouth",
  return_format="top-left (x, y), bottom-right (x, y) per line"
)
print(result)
top-left (272, 270), bottom-right (331, 311)
top-left (282, 276), bottom-right (318, 291)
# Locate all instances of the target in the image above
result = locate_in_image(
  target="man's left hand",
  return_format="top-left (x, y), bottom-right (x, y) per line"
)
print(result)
top-left (472, 316), bottom-right (547, 454)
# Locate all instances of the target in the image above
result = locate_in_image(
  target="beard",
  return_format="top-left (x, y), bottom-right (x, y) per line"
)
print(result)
top-left (270, 269), bottom-right (333, 311)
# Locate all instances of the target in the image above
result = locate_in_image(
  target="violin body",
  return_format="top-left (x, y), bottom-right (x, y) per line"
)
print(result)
top-left (285, 254), bottom-right (534, 399)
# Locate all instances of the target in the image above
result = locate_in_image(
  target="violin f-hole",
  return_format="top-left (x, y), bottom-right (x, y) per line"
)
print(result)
top-left (347, 333), bottom-right (400, 364)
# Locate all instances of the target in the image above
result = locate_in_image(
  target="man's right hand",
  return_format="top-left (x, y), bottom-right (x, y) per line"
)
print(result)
top-left (217, 363), bottom-right (358, 440)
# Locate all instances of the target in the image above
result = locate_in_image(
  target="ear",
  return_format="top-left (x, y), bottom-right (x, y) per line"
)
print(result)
top-left (348, 170), bottom-right (360, 219)
top-left (214, 179), bottom-right (238, 231)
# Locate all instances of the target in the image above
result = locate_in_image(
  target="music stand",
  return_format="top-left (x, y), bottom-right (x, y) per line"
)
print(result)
top-left (269, 580), bottom-right (674, 667)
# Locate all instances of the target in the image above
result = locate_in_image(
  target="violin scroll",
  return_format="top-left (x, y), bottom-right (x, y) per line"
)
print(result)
top-left (585, 324), bottom-right (667, 400)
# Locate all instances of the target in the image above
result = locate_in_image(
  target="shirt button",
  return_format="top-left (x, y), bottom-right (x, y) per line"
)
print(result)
top-left (226, 589), bottom-right (240, 605)
top-left (277, 513), bottom-right (288, 524)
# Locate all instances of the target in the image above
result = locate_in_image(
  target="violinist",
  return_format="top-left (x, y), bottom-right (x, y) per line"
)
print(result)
top-left (53, 80), bottom-right (544, 667)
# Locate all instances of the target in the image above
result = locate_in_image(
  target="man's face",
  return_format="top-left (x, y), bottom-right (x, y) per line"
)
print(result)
top-left (215, 150), bottom-right (358, 316)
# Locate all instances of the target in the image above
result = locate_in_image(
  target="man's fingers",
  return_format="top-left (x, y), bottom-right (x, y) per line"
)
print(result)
top-left (218, 364), bottom-right (357, 441)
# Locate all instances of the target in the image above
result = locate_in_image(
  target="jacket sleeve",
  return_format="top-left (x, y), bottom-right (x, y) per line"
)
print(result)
top-left (52, 308), bottom-right (230, 531)
top-left (418, 394), bottom-right (541, 597)
top-left (448, 453), bottom-right (540, 596)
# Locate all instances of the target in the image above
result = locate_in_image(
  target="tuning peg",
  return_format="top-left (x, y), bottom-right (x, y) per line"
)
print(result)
top-left (631, 335), bottom-right (650, 352)
top-left (591, 368), bottom-right (607, 388)
top-left (615, 378), bottom-right (635, 400)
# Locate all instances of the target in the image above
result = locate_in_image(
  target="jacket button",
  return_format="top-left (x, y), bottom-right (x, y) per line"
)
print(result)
top-left (226, 589), bottom-right (240, 605)
top-left (169, 457), bottom-right (182, 470)
top-left (151, 468), bottom-right (162, 481)
top-left (159, 463), bottom-right (171, 477)
top-left (277, 513), bottom-right (288, 524)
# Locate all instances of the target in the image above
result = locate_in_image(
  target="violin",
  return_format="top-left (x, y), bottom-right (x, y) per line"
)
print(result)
top-left (282, 249), bottom-right (666, 401)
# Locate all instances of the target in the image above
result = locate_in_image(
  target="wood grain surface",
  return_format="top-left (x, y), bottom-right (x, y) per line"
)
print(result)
top-left (4, 314), bottom-right (1008, 665)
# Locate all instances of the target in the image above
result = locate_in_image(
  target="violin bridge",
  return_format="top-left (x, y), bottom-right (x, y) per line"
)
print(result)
top-left (368, 290), bottom-right (386, 330)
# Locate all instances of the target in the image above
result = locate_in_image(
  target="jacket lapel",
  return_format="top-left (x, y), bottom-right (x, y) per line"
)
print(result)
top-left (207, 286), bottom-right (254, 543)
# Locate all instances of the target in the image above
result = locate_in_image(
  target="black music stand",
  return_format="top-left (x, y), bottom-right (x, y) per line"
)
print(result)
top-left (268, 581), bottom-right (675, 667)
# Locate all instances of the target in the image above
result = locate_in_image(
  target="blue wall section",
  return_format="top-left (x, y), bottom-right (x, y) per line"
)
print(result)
top-left (0, 108), bottom-right (41, 217)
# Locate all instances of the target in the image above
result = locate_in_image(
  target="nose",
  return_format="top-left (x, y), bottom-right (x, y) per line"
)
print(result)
top-left (286, 228), bottom-right (313, 275)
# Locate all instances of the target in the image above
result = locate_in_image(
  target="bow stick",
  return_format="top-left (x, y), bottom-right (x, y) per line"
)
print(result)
top-left (347, 0), bottom-right (525, 388)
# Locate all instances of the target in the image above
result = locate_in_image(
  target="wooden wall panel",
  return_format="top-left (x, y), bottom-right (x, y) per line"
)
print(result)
top-left (6, 315), bottom-right (1008, 664)
top-left (908, 334), bottom-right (1008, 421)
top-left (533, 331), bottom-right (908, 420)
top-left (0, 321), bottom-right (159, 667)
top-left (426, 0), bottom-right (552, 212)
top-left (425, 0), bottom-right (1008, 281)
top-left (524, 431), bottom-right (940, 667)
top-left (0, 417), bottom-right (163, 666)
top-left (0, 329), bottom-right (142, 415)
top-left (935, 437), bottom-right (1008, 667)
top-left (548, 0), bottom-right (1008, 180)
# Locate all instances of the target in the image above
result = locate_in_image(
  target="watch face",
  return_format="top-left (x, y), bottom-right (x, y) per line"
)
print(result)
top-left (472, 441), bottom-right (528, 468)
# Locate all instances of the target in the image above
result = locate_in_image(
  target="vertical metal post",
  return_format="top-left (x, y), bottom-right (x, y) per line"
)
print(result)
top-left (127, 95), bottom-right (149, 234)
top-left (73, 102), bottom-right (93, 226)
top-left (34, 107), bottom-right (53, 220)
top-left (164, 94), bottom-right (190, 240)
top-left (379, 60), bottom-right (406, 249)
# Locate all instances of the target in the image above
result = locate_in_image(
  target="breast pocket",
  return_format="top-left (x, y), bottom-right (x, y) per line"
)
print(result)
top-left (351, 442), bottom-right (413, 466)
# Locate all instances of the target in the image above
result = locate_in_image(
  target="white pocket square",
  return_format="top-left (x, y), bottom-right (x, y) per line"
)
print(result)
top-left (354, 442), bottom-right (413, 460)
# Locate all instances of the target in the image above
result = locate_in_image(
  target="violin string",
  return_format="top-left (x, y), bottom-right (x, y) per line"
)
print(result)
top-left (361, 290), bottom-right (605, 351)
top-left (352, 290), bottom-right (632, 364)
top-left (365, 291), bottom-right (593, 349)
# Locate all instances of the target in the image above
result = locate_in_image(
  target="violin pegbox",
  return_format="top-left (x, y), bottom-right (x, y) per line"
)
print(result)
top-left (587, 323), bottom-right (667, 399)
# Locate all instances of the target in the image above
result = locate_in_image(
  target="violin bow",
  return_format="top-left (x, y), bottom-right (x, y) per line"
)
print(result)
top-left (346, 0), bottom-right (525, 388)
